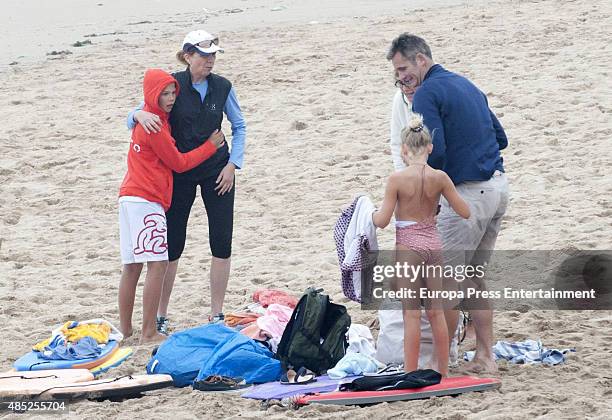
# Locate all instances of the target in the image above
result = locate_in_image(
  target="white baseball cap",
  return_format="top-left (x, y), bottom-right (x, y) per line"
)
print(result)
top-left (182, 30), bottom-right (224, 55)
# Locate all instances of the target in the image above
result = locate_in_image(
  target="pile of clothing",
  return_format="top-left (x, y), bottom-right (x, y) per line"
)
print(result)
top-left (463, 339), bottom-right (575, 366)
top-left (33, 319), bottom-right (123, 361)
top-left (224, 289), bottom-right (298, 353)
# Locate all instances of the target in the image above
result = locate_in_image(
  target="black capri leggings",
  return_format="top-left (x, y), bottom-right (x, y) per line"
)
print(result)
top-left (166, 171), bottom-right (234, 261)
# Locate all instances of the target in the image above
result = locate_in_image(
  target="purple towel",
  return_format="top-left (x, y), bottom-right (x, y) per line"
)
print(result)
top-left (241, 375), bottom-right (360, 400)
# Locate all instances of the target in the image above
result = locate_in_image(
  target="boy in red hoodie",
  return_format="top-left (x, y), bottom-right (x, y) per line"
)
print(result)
top-left (118, 69), bottom-right (224, 343)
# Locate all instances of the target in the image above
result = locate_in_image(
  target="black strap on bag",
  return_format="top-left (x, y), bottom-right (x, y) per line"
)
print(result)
top-left (339, 369), bottom-right (442, 392)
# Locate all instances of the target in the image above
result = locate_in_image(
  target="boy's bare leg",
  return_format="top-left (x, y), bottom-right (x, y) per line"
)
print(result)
top-left (157, 259), bottom-right (179, 317)
top-left (210, 256), bottom-right (230, 316)
top-left (118, 263), bottom-right (143, 338)
top-left (140, 260), bottom-right (168, 344)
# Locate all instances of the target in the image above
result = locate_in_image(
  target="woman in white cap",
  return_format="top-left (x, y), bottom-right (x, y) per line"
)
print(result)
top-left (126, 30), bottom-right (246, 333)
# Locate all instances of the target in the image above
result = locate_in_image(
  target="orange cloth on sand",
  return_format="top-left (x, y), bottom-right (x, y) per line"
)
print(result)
top-left (224, 312), bottom-right (260, 328)
top-left (252, 289), bottom-right (298, 309)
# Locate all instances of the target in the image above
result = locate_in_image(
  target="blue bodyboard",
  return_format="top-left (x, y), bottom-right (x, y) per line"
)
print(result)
top-left (14, 340), bottom-right (119, 371)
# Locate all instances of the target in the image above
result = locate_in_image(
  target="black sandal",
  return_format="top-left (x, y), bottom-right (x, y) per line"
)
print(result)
top-left (280, 367), bottom-right (317, 385)
top-left (193, 375), bottom-right (247, 391)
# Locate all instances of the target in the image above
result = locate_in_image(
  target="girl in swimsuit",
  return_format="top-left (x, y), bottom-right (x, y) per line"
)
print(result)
top-left (373, 114), bottom-right (470, 376)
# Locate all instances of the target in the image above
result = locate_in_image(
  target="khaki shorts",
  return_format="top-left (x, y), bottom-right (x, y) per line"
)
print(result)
top-left (437, 171), bottom-right (510, 268)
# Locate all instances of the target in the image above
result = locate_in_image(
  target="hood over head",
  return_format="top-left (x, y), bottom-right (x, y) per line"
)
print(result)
top-left (142, 68), bottom-right (180, 118)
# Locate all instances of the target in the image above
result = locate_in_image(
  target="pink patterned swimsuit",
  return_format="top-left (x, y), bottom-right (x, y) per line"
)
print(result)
top-left (395, 215), bottom-right (443, 265)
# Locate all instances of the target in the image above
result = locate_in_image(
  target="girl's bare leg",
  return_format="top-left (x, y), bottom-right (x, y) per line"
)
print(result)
top-left (396, 245), bottom-right (425, 373)
top-left (425, 270), bottom-right (450, 376)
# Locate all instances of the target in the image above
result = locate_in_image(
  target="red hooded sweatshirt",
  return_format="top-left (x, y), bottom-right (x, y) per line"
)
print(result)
top-left (119, 69), bottom-right (217, 210)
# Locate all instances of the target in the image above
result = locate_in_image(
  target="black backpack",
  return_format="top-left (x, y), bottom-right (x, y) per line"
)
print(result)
top-left (276, 288), bottom-right (351, 375)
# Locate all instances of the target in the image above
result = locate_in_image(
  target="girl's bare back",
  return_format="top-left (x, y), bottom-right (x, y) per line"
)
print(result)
top-left (394, 165), bottom-right (445, 222)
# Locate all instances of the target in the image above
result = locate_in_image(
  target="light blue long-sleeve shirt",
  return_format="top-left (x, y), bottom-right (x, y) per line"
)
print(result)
top-left (127, 82), bottom-right (246, 169)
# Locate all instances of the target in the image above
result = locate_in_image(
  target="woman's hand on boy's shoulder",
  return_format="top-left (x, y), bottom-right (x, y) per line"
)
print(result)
top-left (135, 110), bottom-right (162, 134)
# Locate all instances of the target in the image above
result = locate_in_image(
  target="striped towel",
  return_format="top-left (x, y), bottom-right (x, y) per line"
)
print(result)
top-left (463, 339), bottom-right (575, 365)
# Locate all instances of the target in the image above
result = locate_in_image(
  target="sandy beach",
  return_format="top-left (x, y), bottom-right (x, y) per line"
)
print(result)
top-left (1, 0), bottom-right (611, 418)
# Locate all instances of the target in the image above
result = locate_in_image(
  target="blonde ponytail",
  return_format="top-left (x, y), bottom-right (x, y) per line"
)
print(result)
top-left (401, 113), bottom-right (432, 152)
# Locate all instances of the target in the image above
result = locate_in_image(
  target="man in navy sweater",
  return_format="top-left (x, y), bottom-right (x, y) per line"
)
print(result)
top-left (388, 33), bottom-right (509, 373)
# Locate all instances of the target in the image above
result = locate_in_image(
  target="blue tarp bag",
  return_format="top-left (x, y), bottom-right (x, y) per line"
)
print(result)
top-left (147, 324), bottom-right (281, 387)
top-left (194, 329), bottom-right (281, 384)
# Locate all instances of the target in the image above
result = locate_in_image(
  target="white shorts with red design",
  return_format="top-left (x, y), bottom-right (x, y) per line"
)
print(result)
top-left (118, 196), bottom-right (168, 264)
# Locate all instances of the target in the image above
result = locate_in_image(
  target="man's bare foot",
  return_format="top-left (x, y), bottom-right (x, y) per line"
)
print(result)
top-left (121, 327), bottom-right (133, 339)
top-left (462, 357), bottom-right (498, 374)
top-left (139, 333), bottom-right (167, 345)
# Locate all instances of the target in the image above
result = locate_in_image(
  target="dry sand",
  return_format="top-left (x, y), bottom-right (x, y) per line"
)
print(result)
top-left (1, 0), bottom-right (611, 418)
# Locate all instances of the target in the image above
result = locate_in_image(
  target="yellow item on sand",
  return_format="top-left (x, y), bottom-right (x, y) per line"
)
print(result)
top-left (33, 322), bottom-right (112, 351)
top-left (62, 322), bottom-right (111, 344)
top-left (32, 338), bottom-right (52, 352)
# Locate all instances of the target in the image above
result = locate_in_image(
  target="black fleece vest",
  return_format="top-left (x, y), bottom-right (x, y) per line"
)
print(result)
top-left (170, 70), bottom-right (232, 180)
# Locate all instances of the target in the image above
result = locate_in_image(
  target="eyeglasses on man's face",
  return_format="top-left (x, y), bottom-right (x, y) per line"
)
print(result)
top-left (394, 77), bottom-right (417, 89)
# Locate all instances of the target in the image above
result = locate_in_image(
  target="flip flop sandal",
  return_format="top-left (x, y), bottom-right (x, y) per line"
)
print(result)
top-left (280, 367), bottom-right (317, 385)
top-left (363, 363), bottom-right (404, 376)
top-left (193, 375), bottom-right (247, 391)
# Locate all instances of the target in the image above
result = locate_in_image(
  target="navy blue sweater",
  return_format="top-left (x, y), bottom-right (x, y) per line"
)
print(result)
top-left (412, 64), bottom-right (507, 185)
